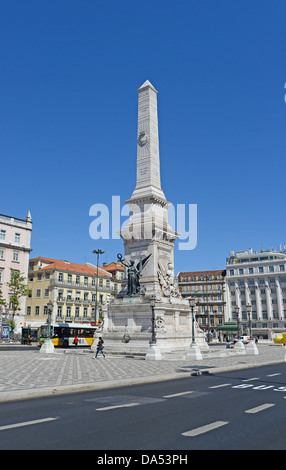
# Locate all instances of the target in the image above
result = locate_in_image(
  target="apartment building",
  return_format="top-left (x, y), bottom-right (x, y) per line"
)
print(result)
top-left (178, 269), bottom-right (226, 337)
top-left (225, 247), bottom-right (286, 338)
top-left (101, 261), bottom-right (124, 296)
top-left (0, 211), bottom-right (32, 328)
top-left (25, 257), bottom-right (116, 327)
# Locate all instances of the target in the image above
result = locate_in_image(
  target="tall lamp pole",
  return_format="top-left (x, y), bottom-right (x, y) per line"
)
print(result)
top-left (92, 249), bottom-right (105, 325)
top-left (186, 296), bottom-right (202, 360)
top-left (246, 303), bottom-right (252, 339)
top-left (245, 302), bottom-right (259, 355)
top-left (234, 304), bottom-right (245, 350)
top-left (39, 300), bottom-right (54, 354)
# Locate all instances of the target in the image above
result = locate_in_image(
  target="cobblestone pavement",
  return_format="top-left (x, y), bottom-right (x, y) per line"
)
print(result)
top-left (0, 343), bottom-right (285, 402)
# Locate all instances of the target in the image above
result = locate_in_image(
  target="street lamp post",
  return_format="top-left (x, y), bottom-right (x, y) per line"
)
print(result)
top-left (246, 303), bottom-right (252, 338)
top-left (245, 303), bottom-right (259, 355)
top-left (150, 295), bottom-right (156, 345)
top-left (186, 296), bottom-right (202, 360)
top-left (145, 295), bottom-right (162, 361)
top-left (235, 304), bottom-right (240, 338)
top-left (39, 300), bottom-right (54, 354)
top-left (92, 249), bottom-right (105, 325)
top-left (234, 305), bottom-right (245, 351)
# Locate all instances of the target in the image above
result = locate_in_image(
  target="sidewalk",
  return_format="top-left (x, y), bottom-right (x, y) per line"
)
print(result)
top-left (0, 343), bottom-right (285, 403)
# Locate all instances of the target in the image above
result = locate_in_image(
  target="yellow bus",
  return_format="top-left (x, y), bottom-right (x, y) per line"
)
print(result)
top-left (38, 322), bottom-right (98, 348)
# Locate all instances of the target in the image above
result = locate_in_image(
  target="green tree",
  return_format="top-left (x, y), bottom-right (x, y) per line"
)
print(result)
top-left (6, 269), bottom-right (30, 319)
top-left (0, 287), bottom-right (7, 312)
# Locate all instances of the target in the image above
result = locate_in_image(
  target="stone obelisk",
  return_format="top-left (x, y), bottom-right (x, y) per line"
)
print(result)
top-left (121, 80), bottom-right (178, 298)
top-left (130, 80), bottom-right (166, 202)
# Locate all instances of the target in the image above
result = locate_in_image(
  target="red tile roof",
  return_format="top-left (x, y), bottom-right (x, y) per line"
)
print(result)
top-left (178, 269), bottom-right (226, 278)
top-left (30, 257), bottom-right (109, 276)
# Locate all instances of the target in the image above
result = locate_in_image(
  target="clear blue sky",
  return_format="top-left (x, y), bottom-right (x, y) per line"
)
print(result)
top-left (1, 0), bottom-right (286, 274)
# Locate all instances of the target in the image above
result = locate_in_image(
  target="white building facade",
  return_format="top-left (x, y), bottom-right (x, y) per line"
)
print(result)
top-left (225, 247), bottom-right (286, 339)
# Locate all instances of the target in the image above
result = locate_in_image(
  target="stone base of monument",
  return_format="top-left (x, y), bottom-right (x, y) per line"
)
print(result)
top-left (245, 340), bottom-right (259, 355)
top-left (100, 296), bottom-right (208, 360)
top-left (186, 343), bottom-right (203, 360)
top-left (234, 339), bottom-right (246, 353)
top-left (39, 338), bottom-right (55, 354)
top-left (145, 343), bottom-right (163, 361)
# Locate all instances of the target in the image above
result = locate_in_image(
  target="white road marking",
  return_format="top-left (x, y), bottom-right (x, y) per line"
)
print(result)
top-left (96, 402), bottom-right (139, 411)
top-left (0, 417), bottom-right (58, 431)
top-left (245, 403), bottom-right (275, 414)
top-left (182, 421), bottom-right (228, 437)
top-left (242, 377), bottom-right (260, 382)
top-left (163, 391), bottom-right (194, 398)
top-left (267, 373), bottom-right (281, 377)
top-left (209, 383), bottom-right (231, 389)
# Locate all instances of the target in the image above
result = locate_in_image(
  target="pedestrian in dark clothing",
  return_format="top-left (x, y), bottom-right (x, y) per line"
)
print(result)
top-left (93, 337), bottom-right (105, 358)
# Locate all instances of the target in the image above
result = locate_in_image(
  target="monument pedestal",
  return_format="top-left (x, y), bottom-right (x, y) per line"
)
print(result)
top-left (101, 295), bottom-right (208, 359)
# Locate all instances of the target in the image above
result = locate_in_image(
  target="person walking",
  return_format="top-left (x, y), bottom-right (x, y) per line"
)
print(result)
top-left (93, 337), bottom-right (105, 359)
top-left (74, 335), bottom-right (79, 348)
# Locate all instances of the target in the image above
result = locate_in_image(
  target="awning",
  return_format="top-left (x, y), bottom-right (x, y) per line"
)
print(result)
top-left (218, 322), bottom-right (238, 332)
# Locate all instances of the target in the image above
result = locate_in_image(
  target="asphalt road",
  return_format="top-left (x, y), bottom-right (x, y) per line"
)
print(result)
top-left (1, 362), bottom-right (286, 450)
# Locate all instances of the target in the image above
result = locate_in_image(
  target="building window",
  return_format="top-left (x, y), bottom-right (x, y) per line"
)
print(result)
top-left (229, 270), bottom-right (234, 276)
top-left (44, 289), bottom-right (49, 297)
top-left (36, 289), bottom-right (41, 298)
top-left (14, 233), bottom-right (20, 243)
top-left (0, 230), bottom-right (6, 240)
top-left (66, 306), bottom-right (71, 318)
top-left (37, 273), bottom-right (42, 281)
top-left (280, 265), bottom-right (285, 272)
top-left (57, 306), bottom-right (62, 318)
top-left (75, 291), bottom-right (80, 301)
top-left (83, 307), bottom-right (88, 318)
top-left (43, 306), bottom-right (48, 316)
top-left (0, 249), bottom-right (4, 259)
top-left (45, 272), bottom-right (50, 280)
top-left (35, 306), bottom-right (40, 315)
top-left (68, 274), bottom-right (72, 284)
top-left (249, 268), bottom-right (253, 274)
top-left (58, 273), bottom-right (63, 282)
top-left (13, 251), bottom-right (19, 262)
top-left (0, 269), bottom-right (3, 283)
top-left (259, 267), bottom-right (264, 273)
top-left (239, 269), bottom-right (243, 275)
top-left (76, 275), bottom-right (80, 285)
top-left (84, 276), bottom-right (88, 286)
top-left (26, 306), bottom-right (31, 316)
top-left (269, 266), bottom-right (274, 272)
top-left (259, 279), bottom-right (265, 285)
top-left (75, 306), bottom-right (80, 318)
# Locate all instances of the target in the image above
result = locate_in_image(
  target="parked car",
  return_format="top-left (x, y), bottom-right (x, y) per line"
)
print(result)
top-left (239, 335), bottom-right (250, 344)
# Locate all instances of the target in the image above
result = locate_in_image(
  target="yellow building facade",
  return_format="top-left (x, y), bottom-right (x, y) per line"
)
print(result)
top-left (25, 257), bottom-right (116, 328)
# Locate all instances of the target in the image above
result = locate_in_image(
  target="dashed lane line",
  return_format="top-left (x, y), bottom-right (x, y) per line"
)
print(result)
top-left (182, 421), bottom-right (229, 437)
top-left (0, 417), bottom-right (59, 431)
top-left (245, 403), bottom-right (275, 414)
top-left (163, 391), bottom-right (194, 398)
